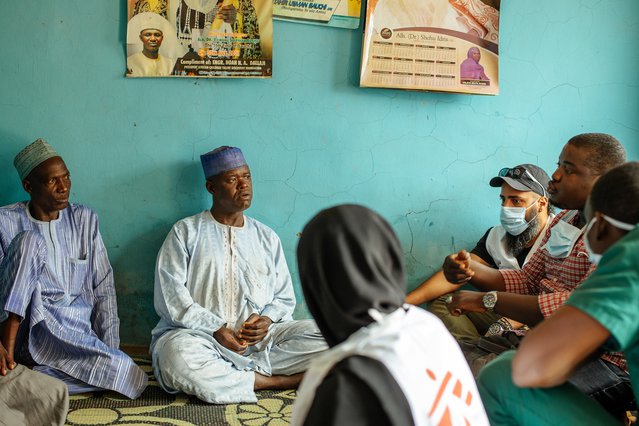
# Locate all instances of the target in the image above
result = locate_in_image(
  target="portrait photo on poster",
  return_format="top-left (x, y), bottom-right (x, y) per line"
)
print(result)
top-left (126, 0), bottom-right (273, 78)
top-left (459, 46), bottom-right (490, 86)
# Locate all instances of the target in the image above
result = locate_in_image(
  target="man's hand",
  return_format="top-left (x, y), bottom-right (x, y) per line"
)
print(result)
top-left (443, 250), bottom-right (475, 284)
top-left (1, 314), bottom-right (18, 376)
top-left (213, 326), bottom-right (247, 354)
top-left (217, 4), bottom-right (237, 24)
top-left (446, 290), bottom-right (486, 316)
top-left (238, 314), bottom-right (272, 346)
top-left (0, 342), bottom-right (16, 376)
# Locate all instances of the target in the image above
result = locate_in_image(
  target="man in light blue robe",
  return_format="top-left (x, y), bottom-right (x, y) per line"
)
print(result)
top-left (0, 138), bottom-right (148, 399)
top-left (151, 146), bottom-right (326, 404)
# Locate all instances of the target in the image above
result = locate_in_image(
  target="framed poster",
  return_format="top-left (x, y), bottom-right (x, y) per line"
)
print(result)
top-left (126, 0), bottom-right (273, 78)
top-left (360, 0), bottom-right (500, 95)
top-left (273, 0), bottom-right (362, 29)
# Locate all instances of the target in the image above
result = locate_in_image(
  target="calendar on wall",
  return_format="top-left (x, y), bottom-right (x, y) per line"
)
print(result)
top-left (360, 0), bottom-right (500, 95)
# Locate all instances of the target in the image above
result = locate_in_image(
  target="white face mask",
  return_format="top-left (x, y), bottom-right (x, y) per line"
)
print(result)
top-left (583, 214), bottom-right (636, 265)
top-left (583, 218), bottom-right (602, 265)
top-left (500, 200), bottom-right (539, 236)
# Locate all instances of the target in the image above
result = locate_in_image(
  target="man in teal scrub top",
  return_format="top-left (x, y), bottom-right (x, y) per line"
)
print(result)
top-left (476, 161), bottom-right (639, 425)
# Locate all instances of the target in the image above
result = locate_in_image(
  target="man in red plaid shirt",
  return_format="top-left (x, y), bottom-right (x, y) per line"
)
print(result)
top-left (443, 133), bottom-right (634, 417)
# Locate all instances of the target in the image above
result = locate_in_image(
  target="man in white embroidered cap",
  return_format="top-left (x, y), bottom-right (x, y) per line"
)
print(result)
top-left (0, 138), bottom-right (148, 400)
top-left (151, 146), bottom-right (326, 404)
top-left (126, 12), bottom-right (176, 77)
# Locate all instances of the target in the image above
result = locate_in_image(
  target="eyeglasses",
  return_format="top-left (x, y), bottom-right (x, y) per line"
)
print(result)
top-left (498, 167), bottom-right (546, 197)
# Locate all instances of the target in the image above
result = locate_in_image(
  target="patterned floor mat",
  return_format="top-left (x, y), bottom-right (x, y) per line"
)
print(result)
top-left (65, 357), bottom-right (296, 426)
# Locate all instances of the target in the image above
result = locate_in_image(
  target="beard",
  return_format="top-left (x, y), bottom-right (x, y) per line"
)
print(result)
top-left (504, 214), bottom-right (544, 257)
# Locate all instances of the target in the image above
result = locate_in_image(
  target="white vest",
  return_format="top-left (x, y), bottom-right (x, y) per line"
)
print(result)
top-left (486, 214), bottom-right (555, 270)
top-left (292, 306), bottom-right (489, 426)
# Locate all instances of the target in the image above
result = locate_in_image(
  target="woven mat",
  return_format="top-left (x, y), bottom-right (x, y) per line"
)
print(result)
top-left (65, 357), bottom-right (296, 426)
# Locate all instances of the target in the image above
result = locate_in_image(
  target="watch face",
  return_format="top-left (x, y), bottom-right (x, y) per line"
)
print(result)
top-left (483, 292), bottom-right (497, 309)
top-left (486, 322), bottom-right (504, 337)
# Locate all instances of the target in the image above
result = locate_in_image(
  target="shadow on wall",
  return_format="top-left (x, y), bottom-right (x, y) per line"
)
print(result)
top-left (107, 160), bottom-right (208, 345)
top-left (112, 226), bottom-right (167, 346)
top-left (346, 16), bottom-right (364, 88)
top-left (118, 0), bottom-right (127, 58)
top-left (0, 133), bottom-right (34, 206)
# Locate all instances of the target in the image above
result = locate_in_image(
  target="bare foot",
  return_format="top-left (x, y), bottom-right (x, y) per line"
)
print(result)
top-left (254, 372), bottom-right (304, 390)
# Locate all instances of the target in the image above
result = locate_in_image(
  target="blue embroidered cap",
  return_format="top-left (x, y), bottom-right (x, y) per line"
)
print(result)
top-left (200, 146), bottom-right (247, 179)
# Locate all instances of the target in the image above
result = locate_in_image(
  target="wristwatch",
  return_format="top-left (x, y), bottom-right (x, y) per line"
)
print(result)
top-left (482, 291), bottom-right (498, 311)
top-left (486, 317), bottom-right (513, 337)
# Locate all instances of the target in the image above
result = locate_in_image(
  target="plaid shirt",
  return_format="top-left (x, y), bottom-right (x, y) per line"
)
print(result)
top-left (500, 210), bottom-right (627, 371)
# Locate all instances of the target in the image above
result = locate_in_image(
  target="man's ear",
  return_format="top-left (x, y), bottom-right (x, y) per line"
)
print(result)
top-left (593, 212), bottom-right (609, 241)
top-left (22, 179), bottom-right (33, 195)
top-left (205, 179), bottom-right (216, 196)
top-left (537, 196), bottom-right (548, 211)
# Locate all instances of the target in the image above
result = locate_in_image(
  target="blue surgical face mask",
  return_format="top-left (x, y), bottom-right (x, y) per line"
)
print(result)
top-left (583, 214), bottom-right (636, 265)
top-left (500, 200), bottom-right (539, 236)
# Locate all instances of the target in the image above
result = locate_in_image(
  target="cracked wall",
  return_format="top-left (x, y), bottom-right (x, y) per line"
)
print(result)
top-left (0, 1), bottom-right (637, 344)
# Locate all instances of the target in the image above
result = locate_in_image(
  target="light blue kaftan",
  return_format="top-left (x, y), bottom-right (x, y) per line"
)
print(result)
top-left (0, 202), bottom-right (147, 399)
top-left (151, 211), bottom-right (326, 403)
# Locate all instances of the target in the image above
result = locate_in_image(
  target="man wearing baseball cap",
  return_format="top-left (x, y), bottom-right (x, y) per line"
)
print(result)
top-left (478, 161), bottom-right (639, 425)
top-left (443, 133), bottom-right (632, 418)
top-left (407, 163), bottom-right (553, 347)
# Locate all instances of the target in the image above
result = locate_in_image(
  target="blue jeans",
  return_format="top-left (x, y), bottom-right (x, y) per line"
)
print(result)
top-left (477, 351), bottom-right (636, 426)
top-left (568, 357), bottom-right (636, 416)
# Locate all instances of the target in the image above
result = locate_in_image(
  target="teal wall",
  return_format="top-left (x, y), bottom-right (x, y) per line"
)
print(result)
top-left (1, 1), bottom-right (637, 344)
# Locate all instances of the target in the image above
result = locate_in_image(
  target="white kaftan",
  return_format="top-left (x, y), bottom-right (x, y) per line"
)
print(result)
top-left (127, 51), bottom-right (174, 76)
top-left (151, 211), bottom-right (326, 403)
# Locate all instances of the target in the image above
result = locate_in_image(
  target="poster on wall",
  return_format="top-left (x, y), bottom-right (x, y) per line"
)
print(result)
top-left (126, 0), bottom-right (273, 78)
top-left (360, 0), bottom-right (500, 95)
top-left (273, 0), bottom-right (362, 29)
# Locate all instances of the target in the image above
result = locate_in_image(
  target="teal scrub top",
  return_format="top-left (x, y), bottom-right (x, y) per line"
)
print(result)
top-left (566, 226), bottom-right (639, 403)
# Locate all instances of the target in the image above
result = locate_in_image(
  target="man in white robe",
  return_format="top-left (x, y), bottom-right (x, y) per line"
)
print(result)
top-left (127, 14), bottom-right (175, 77)
top-left (151, 146), bottom-right (326, 404)
top-left (127, 50), bottom-right (173, 77)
